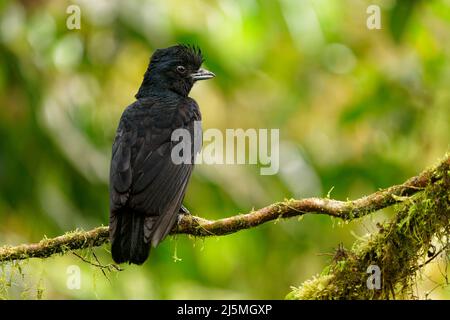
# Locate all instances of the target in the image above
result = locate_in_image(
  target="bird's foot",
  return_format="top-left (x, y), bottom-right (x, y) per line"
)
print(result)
top-left (177, 205), bottom-right (191, 225)
top-left (179, 205), bottom-right (191, 215)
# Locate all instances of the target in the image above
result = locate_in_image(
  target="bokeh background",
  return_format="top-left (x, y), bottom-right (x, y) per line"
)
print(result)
top-left (0, 0), bottom-right (449, 299)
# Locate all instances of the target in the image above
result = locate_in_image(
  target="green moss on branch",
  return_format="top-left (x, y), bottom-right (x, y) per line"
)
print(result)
top-left (1, 153), bottom-right (448, 297)
top-left (288, 155), bottom-right (450, 300)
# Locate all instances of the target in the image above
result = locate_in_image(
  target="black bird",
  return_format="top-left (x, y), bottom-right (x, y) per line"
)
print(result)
top-left (109, 45), bottom-right (215, 264)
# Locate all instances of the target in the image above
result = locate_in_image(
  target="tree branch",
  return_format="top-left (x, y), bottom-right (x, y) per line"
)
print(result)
top-left (288, 154), bottom-right (450, 299)
top-left (0, 154), bottom-right (448, 263)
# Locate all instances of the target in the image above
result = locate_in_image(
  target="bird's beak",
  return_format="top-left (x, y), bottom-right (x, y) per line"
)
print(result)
top-left (191, 68), bottom-right (215, 81)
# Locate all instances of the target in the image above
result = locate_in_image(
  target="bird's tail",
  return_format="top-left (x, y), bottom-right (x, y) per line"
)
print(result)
top-left (110, 210), bottom-right (150, 265)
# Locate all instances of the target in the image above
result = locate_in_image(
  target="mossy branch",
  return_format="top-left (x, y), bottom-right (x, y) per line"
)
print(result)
top-left (288, 154), bottom-right (450, 300)
top-left (0, 154), bottom-right (448, 267)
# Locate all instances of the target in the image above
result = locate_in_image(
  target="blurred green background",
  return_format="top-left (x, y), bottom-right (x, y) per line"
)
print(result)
top-left (0, 0), bottom-right (449, 299)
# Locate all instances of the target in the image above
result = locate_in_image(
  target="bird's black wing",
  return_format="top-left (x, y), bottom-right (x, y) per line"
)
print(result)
top-left (110, 98), bottom-right (201, 248)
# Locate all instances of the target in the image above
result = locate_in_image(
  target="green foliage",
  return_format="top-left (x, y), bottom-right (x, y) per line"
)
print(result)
top-left (0, 0), bottom-right (449, 299)
top-left (288, 158), bottom-right (450, 299)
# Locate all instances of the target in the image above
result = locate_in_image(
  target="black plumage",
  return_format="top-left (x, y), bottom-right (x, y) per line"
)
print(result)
top-left (109, 45), bottom-right (214, 264)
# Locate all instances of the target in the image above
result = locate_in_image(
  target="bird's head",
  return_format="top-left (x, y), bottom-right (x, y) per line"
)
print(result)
top-left (136, 44), bottom-right (215, 98)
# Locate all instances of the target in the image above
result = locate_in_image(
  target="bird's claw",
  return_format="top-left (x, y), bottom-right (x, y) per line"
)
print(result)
top-left (177, 205), bottom-right (191, 225)
top-left (179, 205), bottom-right (191, 215)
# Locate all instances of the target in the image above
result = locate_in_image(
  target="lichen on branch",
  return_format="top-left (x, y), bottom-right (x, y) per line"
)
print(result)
top-left (0, 153), bottom-right (449, 300)
top-left (288, 154), bottom-right (450, 299)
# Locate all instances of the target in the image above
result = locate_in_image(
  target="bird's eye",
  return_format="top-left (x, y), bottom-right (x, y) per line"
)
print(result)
top-left (176, 65), bottom-right (186, 74)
